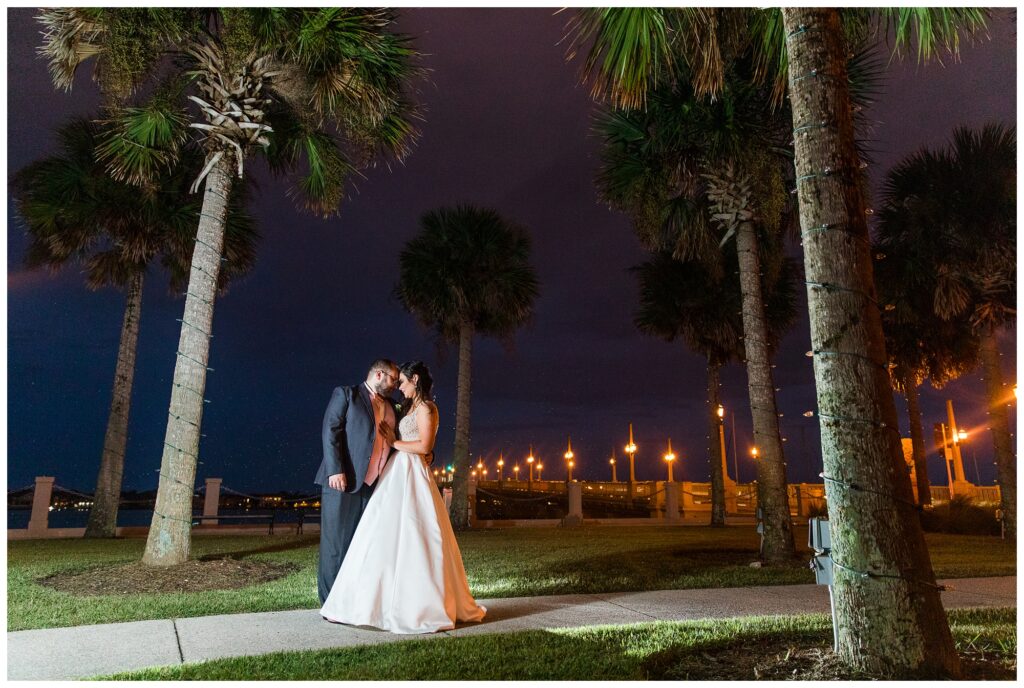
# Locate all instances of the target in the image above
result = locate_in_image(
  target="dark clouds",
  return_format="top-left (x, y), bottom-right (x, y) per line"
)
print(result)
top-left (7, 8), bottom-right (1016, 494)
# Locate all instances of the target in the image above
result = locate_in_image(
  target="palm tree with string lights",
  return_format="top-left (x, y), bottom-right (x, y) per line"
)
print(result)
top-left (632, 244), bottom-right (798, 527)
top-left (38, 8), bottom-right (422, 565)
top-left (395, 205), bottom-right (539, 529)
top-left (567, 6), bottom-right (988, 676)
top-left (11, 117), bottom-right (258, 539)
top-left (595, 62), bottom-right (803, 558)
top-left (876, 122), bottom-right (1015, 531)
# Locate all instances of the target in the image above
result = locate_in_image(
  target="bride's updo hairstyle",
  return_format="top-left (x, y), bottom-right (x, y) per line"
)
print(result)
top-left (400, 361), bottom-right (434, 401)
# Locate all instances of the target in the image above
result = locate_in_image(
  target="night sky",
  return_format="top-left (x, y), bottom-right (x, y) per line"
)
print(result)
top-left (6, 8), bottom-right (1017, 495)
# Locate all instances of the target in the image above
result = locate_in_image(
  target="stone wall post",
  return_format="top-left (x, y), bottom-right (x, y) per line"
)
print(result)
top-left (665, 482), bottom-right (681, 522)
top-left (27, 476), bottom-right (55, 534)
top-left (563, 482), bottom-right (583, 526)
top-left (202, 478), bottom-right (222, 525)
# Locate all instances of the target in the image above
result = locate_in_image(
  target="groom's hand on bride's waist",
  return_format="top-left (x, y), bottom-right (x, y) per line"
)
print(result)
top-left (424, 451), bottom-right (434, 466)
top-left (327, 473), bottom-right (346, 491)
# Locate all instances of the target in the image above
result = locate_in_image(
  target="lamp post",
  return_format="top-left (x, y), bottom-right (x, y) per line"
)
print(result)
top-left (527, 446), bottom-right (535, 490)
top-left (568, 459), bottom-right (575, 482)
top-left (497, 454), bottom-right (504, 482)
top-left (664, 438), bottom-right (676, 483)
top-left (717, 404), bottom-right (730, 483)
top-left (609, 448), bottom-right (618, 482)
top-left (513, 464), bottom-right (520, 482)
top-left (476, 458), bottom-right (484, 482)
top-left (564, 437), bottom-right (574, 483)
top-left (536, 462), bottom-right (544, 480)
top-left (625, 423), bottom-right (637, 483)
top-left (958, 430), bottom-right (981, 484)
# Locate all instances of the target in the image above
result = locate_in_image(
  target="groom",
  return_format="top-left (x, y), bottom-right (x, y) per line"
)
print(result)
top-left (315, 358), bottom-right (402, 606)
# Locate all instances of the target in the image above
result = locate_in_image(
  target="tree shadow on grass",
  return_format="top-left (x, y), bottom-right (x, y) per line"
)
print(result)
top-left (196, 536), bottom-right (319, 561)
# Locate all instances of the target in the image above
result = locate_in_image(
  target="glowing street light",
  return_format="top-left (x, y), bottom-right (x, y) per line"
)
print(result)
top-left (716, 404), bottom-right (731, 483)
top-left (567, 459), bottom-right (575, 482)
top-left (750, 446), bottom-right (759, 460)
top-left (609, 448), bottom-right (618, 482)
top-left (564, 437), bottom-right (575, 482)
top-left (537, 462), bottom-right (544, 480)
top-left (624, 424), bottom-right (638, 483)
top-left (526, 446), bottom-right (536, 486)
top-left (513, 464), bottom-right (520, 480)
top-left (663, 438), bottom-right (677, 483)
top-left (497, 454), bottom-right (505, 481)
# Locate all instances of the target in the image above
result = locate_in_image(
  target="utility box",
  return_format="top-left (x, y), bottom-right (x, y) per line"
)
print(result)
top-left (808, 517), bottom-right (831, 552)
top-left (811, 554), bottom-right (834, 585)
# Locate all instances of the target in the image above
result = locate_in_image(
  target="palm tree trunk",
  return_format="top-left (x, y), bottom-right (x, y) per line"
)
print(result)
top-left (450, 321), bottom-right (474, 529)
top-left (707, 359), bottom-right (726, 526)
top-left (142, 152), bottom-right (234, 566)
top-left (85, 271), bottom-right (144, 538)
top-left (782, 8), bottom-right (960, 676)
top-left (736, 220), bottom-right (795, 560)
top-left (901, 373), bottom-right (932, 506)
top-left (979, 331), bottom-right (1015, 538)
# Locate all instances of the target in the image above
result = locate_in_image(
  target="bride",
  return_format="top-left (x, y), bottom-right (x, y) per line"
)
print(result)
top-left (319, 360), bottom-right (486, 633)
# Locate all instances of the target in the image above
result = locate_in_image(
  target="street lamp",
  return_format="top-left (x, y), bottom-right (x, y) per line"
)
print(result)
top-left (958, 430), bottom-right (982, 484)
top-left (663, 438), bottom-right (677, 483)
top-left (536, 462), bottom-right (544, 480)
top-left (750, 446), bottom-right (759, 460)
top-left (564, 437), bottom-right (574, 482)
top-left (527, 446), bottom-right (535, 488)
top-left (568, 459), bottom-right (575, 482)
top-left (497, 454), bottom-right (505, 481)
top-left (513, 464), bottom-right (520, 481)
top-left (609, 448), bottom-right (618, 482)
top-left (624, 423), bottom-right (638, 483)
top-left (716, 404), bottom-right (730, 483)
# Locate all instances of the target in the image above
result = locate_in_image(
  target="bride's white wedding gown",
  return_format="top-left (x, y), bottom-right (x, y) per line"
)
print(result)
top-left (319, 407), bottom-right (486, 634)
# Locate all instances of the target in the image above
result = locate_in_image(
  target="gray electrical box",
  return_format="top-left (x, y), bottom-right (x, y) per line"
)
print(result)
top-left (808, 517), bottom-right (831, 552)
top-left (811, 554), bottom-right (834, 585)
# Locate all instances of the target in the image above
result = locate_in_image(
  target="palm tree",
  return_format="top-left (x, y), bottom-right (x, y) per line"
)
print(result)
top-left (595, 68), bottom-right (800, 561)
top-left (632, 247), bottom-right (798, 526)
top-left (873, 220), bottom-right (980, 506)
top-left (568, 6), bottom-right (987, 676)
top-left (10, 117), bottom-right (258, 538)
top-left (396, 205), bottom-right (539, 529)
top-left (877, 123), bottom-right (1015, 530)
top-left (39, 8), bottom-right (422, 565)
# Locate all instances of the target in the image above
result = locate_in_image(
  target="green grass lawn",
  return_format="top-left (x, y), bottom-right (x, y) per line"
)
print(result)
top-left (106, 607), bottom-right (1016, 680)
top-left (8, 526), bottom-right (1015, 631)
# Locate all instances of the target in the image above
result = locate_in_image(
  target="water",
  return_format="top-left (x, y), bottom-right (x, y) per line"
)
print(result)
top-left (7, 507), bottom-right (313, 530)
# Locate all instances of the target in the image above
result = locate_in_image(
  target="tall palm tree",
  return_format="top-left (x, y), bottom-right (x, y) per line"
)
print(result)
top-left (568, 6), bottom-right (987, 676)
top-left (11, 117), bottom-right (258, 538)
top-left (873, 220), bottom-right (980, 506)
top-left (39, 8), bottom-right (422, 565)
top-left (395, 205), bottom-right (539, 529)
top-left (632, 247), bottom-right (798, 526)
top-left (877, 123), bottom-right (1015, 530)
top-left (595, 68), bottom-right (800, 561)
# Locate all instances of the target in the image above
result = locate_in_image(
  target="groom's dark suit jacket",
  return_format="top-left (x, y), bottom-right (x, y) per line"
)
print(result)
top-left (315, 384), bottom-right (403, 493)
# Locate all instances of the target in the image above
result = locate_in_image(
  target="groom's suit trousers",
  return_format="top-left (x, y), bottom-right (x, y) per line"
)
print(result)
top-left (318, 480), bottom-right (375, 605)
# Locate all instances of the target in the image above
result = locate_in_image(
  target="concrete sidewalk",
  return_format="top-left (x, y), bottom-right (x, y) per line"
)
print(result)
top-left (8, 576), bottom-right (1016, 680)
